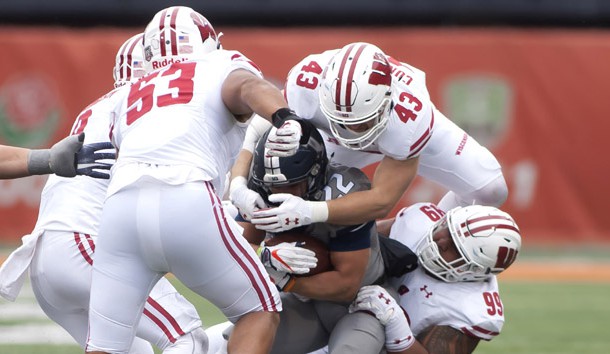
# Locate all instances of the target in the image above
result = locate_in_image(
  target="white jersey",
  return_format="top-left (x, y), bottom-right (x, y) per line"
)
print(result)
top-left (109, 50), bottom-right (261, 197)
top-left (34, 87), bottom-right (126, 235)
top-left (389, 202), bottom-right (504, 341)
top-left (284, 51), bottom-right (504, 209)
top-left (284, 50), bottom-right (434, 160)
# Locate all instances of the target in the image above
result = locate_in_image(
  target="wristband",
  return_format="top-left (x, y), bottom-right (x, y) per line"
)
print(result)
top-left (271, 108), bottom-right (296, 128)
top-left (27, 149), bottom-right (52, 175)
top-left (310, 201), bottom-right (329, 223)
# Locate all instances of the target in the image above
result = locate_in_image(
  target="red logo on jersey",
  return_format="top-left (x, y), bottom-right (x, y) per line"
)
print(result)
top-left (420, 285), bottom-right (433, 298)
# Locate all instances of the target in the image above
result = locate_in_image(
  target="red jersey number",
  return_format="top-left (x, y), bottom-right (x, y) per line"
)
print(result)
top-left (126, 62), bottom-right (196, 125)
top-left (394, 92), bottom-right (423, 124)
top-left (295, 61), bottom-right (323, 90)
top-left (483, 291), bottom-right (503, 316)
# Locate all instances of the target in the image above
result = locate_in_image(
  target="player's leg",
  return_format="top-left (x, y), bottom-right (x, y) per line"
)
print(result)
top-left (135, 277), bottom-right (208, 354)
top-left (153, 181), bottom-right (281, 354)
top-left (419, 109), bottom-right (508, 211)
top-left (87, 187), bottom-right (165, 353)
top-left (327, 311), bottom-right (385, 354)
top-left (268, 294), bottom-right (329, 354)
top-left (29, 230), bottom-right (95, 347)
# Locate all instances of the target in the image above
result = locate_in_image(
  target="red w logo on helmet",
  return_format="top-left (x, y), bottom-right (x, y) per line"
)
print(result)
top-left (495, 246), bottom-right (518, 270)
top-left (369, 53), bottom-right (391, 86)
top-left (190, 12), bottom-right (217, 43)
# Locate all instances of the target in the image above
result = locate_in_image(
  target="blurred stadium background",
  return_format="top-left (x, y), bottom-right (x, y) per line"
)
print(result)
top-left (1, 1), bottom-right (610, 353)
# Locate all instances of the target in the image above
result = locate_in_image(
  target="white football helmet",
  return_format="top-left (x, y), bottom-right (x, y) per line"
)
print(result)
top-left (143, 6), bottom-right (220, 73)
top-left (417, 205), bottom-right (521, 282)
top-left (319, 42), bottom-right (393, 150)
top-left (113, 33), bottom-right (145, 88)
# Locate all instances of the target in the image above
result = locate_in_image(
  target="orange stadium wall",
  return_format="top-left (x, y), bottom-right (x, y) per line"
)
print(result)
top-left (1, 27), bottom-right (609, 244)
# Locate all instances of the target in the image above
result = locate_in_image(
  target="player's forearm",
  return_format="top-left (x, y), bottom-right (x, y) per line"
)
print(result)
top-left (230, 149), bottom-right (254, 182)
top-left (0, 145), bottom-right (31, 179)
top-left (241, 77), bottom-right (288, 122)
top-left (326, 189), bottom-right (396, 225)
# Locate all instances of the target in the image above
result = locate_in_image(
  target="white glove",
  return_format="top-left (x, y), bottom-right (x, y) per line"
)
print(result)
top-left (265, 120), bottom-right (302, 157)
top-left (349, 285), bottom-right (415, 352)
top-left (229, 176), bottom-right (266, 221)
top-left (258, 241), bottom-right (317, 274)
top-left (266, 267), bottom-right (295, 292)
top-left (250, 194), bottom-right (328, 233)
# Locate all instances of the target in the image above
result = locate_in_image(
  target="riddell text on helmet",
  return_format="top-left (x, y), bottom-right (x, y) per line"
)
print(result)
top-left (152, 57), bottom-right (190, 69)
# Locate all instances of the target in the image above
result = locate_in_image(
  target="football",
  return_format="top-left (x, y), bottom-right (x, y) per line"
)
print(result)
top-left (264, 231), bottom-right (332, 276)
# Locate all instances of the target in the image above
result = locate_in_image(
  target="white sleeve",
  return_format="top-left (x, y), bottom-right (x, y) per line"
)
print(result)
top-left (242, 115), bottom-right (272, 153)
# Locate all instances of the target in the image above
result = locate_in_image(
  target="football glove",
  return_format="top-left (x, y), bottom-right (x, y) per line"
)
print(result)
top-left (265, 123), bottom-right (301, 157)
top-left (75, 142), bottom-right (116, 179)
top-left (349, 285), bottom-right (415, 352)
top-left (229, 176), bottom-right (266, 221)
top-left (251, 194), bottom-right (328, 233)
top-left (258, 241), bottom-right (317, 275)
top-left (266, 267), bottom-right (296, 292)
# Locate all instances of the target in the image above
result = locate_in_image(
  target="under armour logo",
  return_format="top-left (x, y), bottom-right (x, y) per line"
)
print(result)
top-left (420, 285), bottom-right (433, 298)
top-left (284, 218), bottom-right (300, 226)
top-left (377, 292), bottom-right (392, 305)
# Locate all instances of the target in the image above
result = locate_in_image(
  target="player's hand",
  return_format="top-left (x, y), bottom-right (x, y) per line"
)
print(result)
top-left (251, 194), bottom-right (328, 232)
top-left (349, 285), bottom-right (415, 352)
top-left (265, 267), bottom-right (295, 292)
top-left (265, 122), bottom-right (302, 157)
top-left (258, 241), bottom-right (318, 274)
top-left (47, 133), bottom-right (86, 177)
top-left (229, 176), bottom-right (266, 220)
top-left (75, 142), bottom-right (116, 179)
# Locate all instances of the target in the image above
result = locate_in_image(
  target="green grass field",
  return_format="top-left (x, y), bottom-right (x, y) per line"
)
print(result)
top-left (2, 278), bottom-right (609, 354)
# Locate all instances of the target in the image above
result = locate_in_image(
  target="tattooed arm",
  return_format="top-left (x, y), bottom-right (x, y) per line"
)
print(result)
top-left (413, 325), bottom-right (480, 354)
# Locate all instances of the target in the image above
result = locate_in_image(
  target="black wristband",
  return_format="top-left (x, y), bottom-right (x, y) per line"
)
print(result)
top-left (271, 108), bottom-right (296, 128)
top-left (271, 108), bottom-right (313, 144)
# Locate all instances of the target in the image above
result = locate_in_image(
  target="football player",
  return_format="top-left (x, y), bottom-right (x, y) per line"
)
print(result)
top-left (207, 126), bottom-right (414, 354)
top-left (314, 204), bottom-right (522, 354)
top-left (0, 33), bottom-right (208, 354)
top-left (85, 6), bottom-right (306, 354)
top-left (229, 42), bottom-right (508, 233)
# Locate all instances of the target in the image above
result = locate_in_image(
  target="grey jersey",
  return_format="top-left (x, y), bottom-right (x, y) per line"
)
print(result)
top-left (302, 163), bottom-right (385, 288)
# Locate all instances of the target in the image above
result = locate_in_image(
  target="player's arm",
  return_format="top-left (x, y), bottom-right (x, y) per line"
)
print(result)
top-left (0, 145), bottom-right (30, 179)
top-left (289, 248), bottom-right (369, 302)
top-left (415, 325), bottom-right (480, 354)
top-left (221, 69), bottom-right (288, 123)
top-left (0, 133), bottom-right (89, 179)
top-left (376, 216), bottom-right (396, 237)
top-left (326, 155), bottom-right (418, 224)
